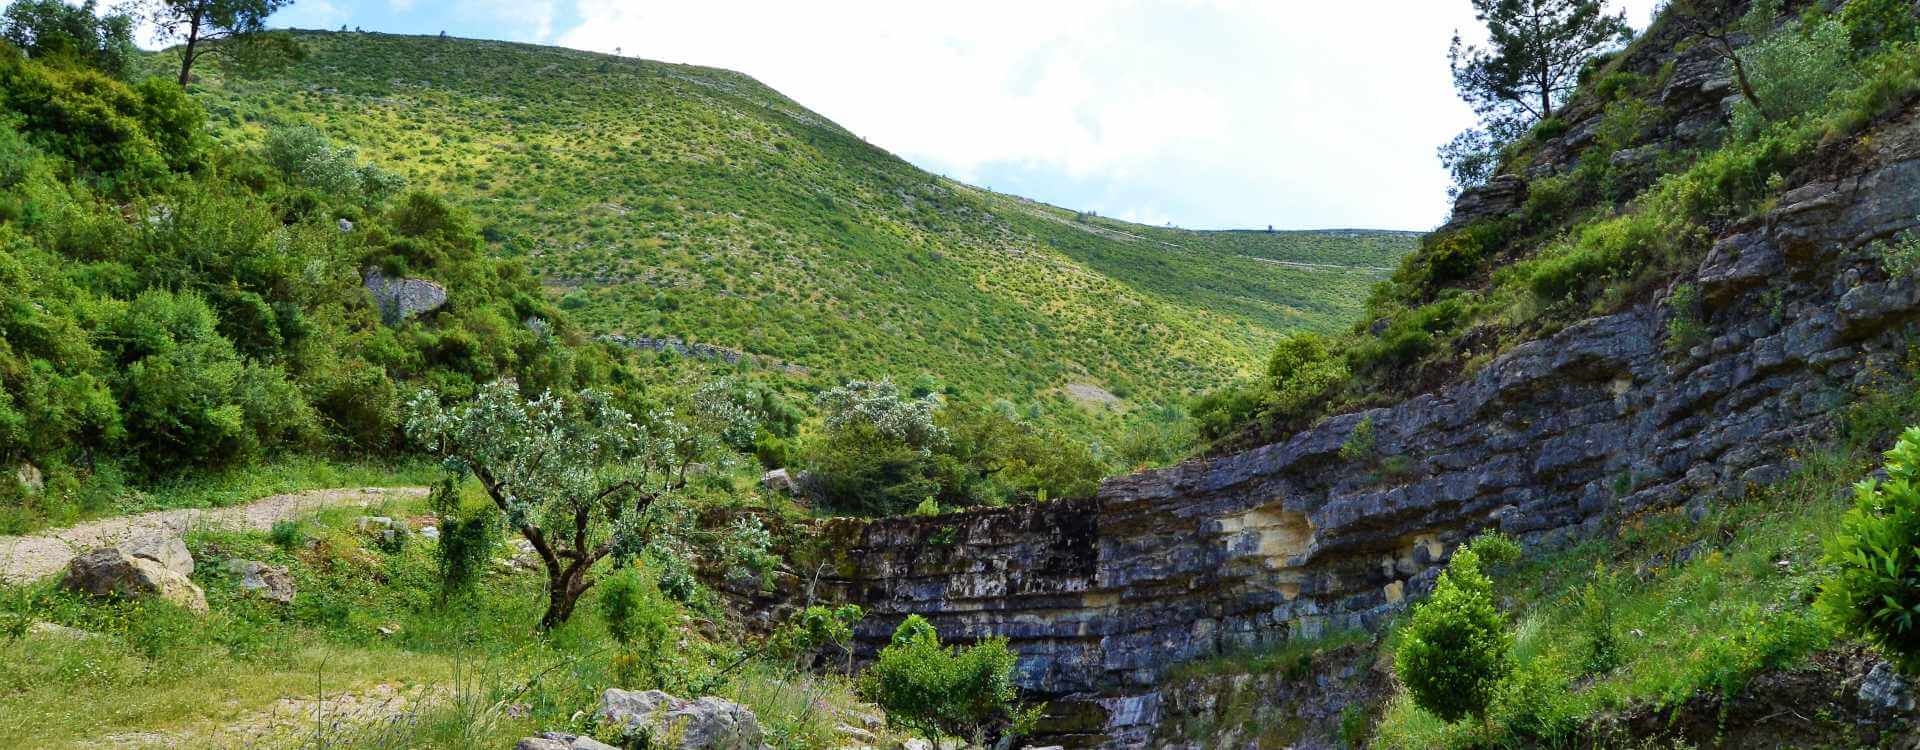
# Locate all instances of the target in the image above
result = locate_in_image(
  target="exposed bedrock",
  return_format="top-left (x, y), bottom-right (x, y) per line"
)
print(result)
top-left (808, 108), bottom-right (1920, 748)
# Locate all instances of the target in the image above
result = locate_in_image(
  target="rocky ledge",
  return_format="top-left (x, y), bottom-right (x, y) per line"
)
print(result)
top-left (808, 107), bottom-right (1920, 748)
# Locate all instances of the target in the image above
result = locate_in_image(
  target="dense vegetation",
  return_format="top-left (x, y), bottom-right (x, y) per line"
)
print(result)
top-left (167, 30), bottom-right (1415, 449)
top-left (0, 26), bottom-right (676, 533)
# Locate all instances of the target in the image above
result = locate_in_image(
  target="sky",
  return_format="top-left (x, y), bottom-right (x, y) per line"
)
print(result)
top-left (262, 0), bottom-right (1660, 232)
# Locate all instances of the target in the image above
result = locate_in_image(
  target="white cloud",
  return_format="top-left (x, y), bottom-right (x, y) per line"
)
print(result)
top-left (557, 0), bottom-right (1660, 230)
top-left (276, 0), bottom-right (349, 30)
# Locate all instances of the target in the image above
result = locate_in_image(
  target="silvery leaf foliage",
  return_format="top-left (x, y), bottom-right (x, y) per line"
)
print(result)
top-left (404, 380), bottom-right (658, 555)
top-left (816, 378), bottom-right (948, 454)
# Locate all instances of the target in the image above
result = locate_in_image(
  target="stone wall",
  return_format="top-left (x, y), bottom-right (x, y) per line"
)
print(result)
top-left (814, 107), bottom-right (1920, 747)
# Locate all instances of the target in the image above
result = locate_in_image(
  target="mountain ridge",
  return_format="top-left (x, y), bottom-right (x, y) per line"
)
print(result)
top-left (177, 30), bottom-right (1416, 441)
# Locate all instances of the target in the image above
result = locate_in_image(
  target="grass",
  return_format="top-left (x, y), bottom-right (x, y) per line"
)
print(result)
top-left (1367, 373), bottom-right (1920, 748)
top-left (0, 484), bottom-right (884, 750)
top-left (157, 32), bottom-right (1415, 447)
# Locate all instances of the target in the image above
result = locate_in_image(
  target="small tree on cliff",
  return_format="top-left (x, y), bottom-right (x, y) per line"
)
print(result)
top-left (1442, 0), bottom-right (1630, 194)
top-left (405, 380), bottom-right (769, 629)
top-left (1395, 545), bottom-right (1513, 726)
top-left (1450, 0), bottom-right (1631, 124)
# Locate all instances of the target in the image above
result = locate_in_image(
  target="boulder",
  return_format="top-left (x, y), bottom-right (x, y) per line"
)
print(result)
top-left (761, 468), bottom-right (797, 495)
top-left (61, 547), bottom-right (208, 614)
top-left (363, 268), bottom-right (448, 324)
top-left (123, 535), bottom-right (194, 577)
top-left (596, 689), bottom-right (769, 750)
top-left (225, 559), bottom-right (296, 604)
top-left (514, 732), bottom-right (619, 750)
top-left (14, 462), bottom-right (42, 493)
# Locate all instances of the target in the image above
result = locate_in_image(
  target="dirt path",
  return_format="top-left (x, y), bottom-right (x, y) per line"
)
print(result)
top-left (0, 486), bottom-right (428, 584)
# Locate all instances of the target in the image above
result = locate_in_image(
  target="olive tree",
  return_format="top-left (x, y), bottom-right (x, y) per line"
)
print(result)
top-left (405, 380), bottom-right (767, 629)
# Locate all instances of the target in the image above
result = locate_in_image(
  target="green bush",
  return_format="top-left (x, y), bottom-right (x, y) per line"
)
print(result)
top-left (599, 566), bottom-right (677, 690)
top-left (1818, 427), bottom-right (1920, 675)
top-left (1730, 13), bottom-right (1860, 139)
top-left (1394, 546), bottom-right (1512, 724)
top-left (1841, 0), bottom-right (1919, 51)
top-left (862, 615), bottom-right (1035, 746)
top-left (1578, 565), bottom-right (1621, 674)
top-left (0, 47), bottom-right (202, 184)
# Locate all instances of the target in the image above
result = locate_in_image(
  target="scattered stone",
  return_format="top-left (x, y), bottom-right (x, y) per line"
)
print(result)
top-left (1860, 661), bottom-right (1915, 714)
top-left (597, 688), bottom-right (769, 750)
top-left (27, 621), bottom-right (94, 639)
top-left (419, 525), bottom-right (440, 541)
top-left (515, 732), bottom-right (619, 750)
top-left (337, 218), bottom-right (354, 232)
top-left (833, 723), bottom-right (877, 744)
top-left (60, 547), bottom-right (207, 613)
top-left (225, 559), bottom-right (296, 604)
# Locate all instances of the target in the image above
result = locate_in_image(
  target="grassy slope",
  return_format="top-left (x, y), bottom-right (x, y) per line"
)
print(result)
top-left (179, 32), bottom-right (1414, 427)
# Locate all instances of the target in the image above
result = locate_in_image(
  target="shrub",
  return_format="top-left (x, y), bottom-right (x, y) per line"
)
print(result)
top-left (1818, 427), bottom-right (1920, 675)
top-left (0, 0), bottom-right (137, 79)
top-left (600, 566), bottom-right (677, 689)
top-left (1730, 13), bottom-right (1860, 138)
top-left (862, 615), bottom-right (1037, 746)
top-left (1394, 546), bottom-right (1512, 724)
top-left (1841, 0), bottom-right (1920, 51)
top-left (1266, 333), bottom-right (1350, 424)
top-left (1664, 283), bottom-right (1707, 353)
top-left (1578, 565), bottom-right (1621, 674)
top-left (267, 519), bottom-right (305, 549)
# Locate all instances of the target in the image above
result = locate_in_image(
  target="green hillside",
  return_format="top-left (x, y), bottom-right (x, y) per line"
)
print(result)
top-left (177, 32), bottom-right (1415, 431)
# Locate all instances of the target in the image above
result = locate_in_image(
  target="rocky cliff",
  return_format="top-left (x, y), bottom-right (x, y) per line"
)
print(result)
top-left (810, 62), bottom-right (1920, 750)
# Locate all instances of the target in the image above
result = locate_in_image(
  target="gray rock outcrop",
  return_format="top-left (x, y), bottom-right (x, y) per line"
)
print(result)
top-left (363, 268), bottom-right (448, 324)
top-left (596, 689), bottom-right (769, 750)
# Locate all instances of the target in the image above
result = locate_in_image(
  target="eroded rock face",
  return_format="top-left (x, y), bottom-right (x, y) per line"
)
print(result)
top-left (61, 547), bottom-right (208, 614)
top-left (1437, 174), bottom-right (1526, 233)
top-left (812, 109), bottom-right (1920, 748)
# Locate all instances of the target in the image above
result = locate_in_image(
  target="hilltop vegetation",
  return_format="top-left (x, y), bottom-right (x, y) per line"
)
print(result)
top-left (169, 31), bottom-right (1415, 445)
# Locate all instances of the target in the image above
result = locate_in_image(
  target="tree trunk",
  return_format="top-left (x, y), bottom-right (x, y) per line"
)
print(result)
top-left (176, 6), bottom-right (204, 87)
top-left (539, 568), bottom-right (583, 630)
top-left (175, 40), bottom-right (196, 86)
